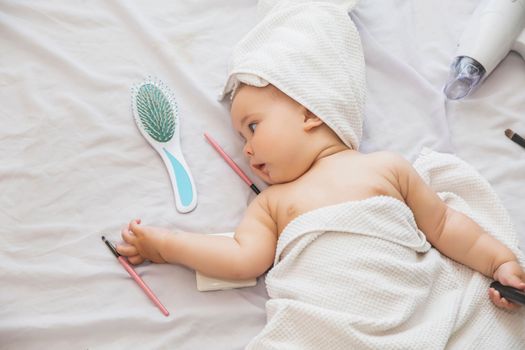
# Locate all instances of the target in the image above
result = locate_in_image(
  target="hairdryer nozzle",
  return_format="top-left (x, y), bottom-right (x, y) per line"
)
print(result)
top-left (444, 56), bottom-right (486, 100)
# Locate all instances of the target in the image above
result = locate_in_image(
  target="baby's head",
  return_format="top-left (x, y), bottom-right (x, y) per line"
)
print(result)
top-left (231, 83), bottom-right (346, 184)
top-left (221, 1), bottom-right (366, 183)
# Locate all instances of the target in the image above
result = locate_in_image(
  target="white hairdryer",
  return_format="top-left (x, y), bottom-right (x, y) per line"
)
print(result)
top-left (444, 0), bottom-right (525, 100)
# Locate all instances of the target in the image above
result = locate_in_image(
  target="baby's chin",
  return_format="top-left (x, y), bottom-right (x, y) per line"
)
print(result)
top-left (254, 171), bottom-right (278, 186)
top-left (257, 171), bottom-right (302, 186)
top-left (256, 174), bottom-right (275, 185)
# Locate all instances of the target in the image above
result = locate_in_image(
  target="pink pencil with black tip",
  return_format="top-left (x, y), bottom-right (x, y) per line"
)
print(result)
top-left (204, 132), bottom-right (260, 195)
top-left (101, 236), bottom-right (169, 317)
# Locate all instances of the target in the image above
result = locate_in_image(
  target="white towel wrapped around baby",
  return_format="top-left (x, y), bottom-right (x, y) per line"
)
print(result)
top-left (247, 150), bottom-right (525, 350)
top-left (221, 0), bottom-right (366, 151)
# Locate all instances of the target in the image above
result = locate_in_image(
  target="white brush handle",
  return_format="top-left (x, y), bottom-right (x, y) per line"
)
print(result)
top-left (159, 144), bottom-right (197, 213)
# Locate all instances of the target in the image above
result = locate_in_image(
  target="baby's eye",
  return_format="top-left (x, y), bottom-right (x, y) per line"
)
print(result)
top-left (248, 122), bottom-right (257, 132)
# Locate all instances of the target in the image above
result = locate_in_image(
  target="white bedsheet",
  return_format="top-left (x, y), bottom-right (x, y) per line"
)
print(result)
top-left (1, 0), bottom-right (524, 349)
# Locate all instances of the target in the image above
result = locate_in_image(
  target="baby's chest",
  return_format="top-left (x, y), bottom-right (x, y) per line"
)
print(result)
top-left (274, 179), bottom-right (396, 235)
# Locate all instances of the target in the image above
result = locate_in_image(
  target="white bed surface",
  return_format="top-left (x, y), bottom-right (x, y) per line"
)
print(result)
top-left (1, 0), bottom-right (524, 349)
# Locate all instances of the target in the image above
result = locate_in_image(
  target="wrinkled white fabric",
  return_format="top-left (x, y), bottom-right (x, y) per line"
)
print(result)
top-left (247, 149), bottom-right (525, 349)
top-left (2, 1), bottom-right (525, 349)
top-left (220, 0), bottom-right (366, 150)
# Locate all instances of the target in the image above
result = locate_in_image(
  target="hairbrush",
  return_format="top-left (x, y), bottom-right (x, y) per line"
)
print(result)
top-left (131, 77), bottom-right (197, 213)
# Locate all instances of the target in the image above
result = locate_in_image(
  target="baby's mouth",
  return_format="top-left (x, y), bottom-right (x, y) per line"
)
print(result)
top-left (252, 162), bottom-right (267, 174)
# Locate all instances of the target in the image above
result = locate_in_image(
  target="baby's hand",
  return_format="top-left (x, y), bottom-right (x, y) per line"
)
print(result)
top-left (116, 219), bottom-right (169, 264)
top-left (489, 260), bottom-right (525, 310)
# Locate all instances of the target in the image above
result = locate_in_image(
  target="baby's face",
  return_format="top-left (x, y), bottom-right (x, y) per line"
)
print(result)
top-left (230, 84), bottom-right (315, 185)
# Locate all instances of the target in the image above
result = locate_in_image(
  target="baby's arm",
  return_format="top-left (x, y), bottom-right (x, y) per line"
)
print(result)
top-left (387, 153), bottom-right (525, 308)
top-left (117, 193), bottom-right (277, 280)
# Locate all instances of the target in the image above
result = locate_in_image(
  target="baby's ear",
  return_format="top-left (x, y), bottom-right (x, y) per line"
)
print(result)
top-left (303, 109), bottom-right (323, 131)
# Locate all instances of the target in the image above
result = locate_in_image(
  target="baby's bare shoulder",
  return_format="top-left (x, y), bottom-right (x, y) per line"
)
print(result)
top-left (257, 182), bottom-right (295, 206)
top-left (255, 183), bottom-right (284, 214)
top-left (361, 151), bottom-right (410, 171)
top-left (364, 150), bottom-right (404, 161)
top-left (357, 151), bottom-right (414, 194)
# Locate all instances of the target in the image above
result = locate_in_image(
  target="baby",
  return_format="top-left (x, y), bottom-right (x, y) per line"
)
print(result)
top-left (117, 0), bottom-right (525, 316)
top-left (118, 82), bottom-right (524, 311)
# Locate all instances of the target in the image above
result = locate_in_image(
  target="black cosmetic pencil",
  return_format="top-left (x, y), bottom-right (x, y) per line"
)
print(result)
top-left (505, 129), bottom-right (525, 150)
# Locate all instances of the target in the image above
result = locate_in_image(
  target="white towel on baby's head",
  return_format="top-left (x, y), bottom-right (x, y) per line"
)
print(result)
top-left (220, 0), bottom-right (366, 150)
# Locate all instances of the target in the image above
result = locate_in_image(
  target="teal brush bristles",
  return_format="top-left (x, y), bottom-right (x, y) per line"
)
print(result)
top-left (131, 77), bottom-right (197, 213)
top-left (135, 82), bottom-right (177, 143)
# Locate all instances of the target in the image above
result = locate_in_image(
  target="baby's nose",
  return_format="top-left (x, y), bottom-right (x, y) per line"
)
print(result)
top-left (243, 143), bottom-right (254, 157)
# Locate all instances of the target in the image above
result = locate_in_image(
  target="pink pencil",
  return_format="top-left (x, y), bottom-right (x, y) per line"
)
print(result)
top-left (101, 236), bottom-right (169, 317)
top-left (204, 132), bottom-right (260, 195)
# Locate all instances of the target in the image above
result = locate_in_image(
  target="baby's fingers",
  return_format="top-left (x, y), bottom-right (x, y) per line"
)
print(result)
top-left (504, 275), bottom-right (525, 290)
top-left (127, 254), bottom-right (145, 265)
top-left (129, 219), bottom-right (142, 235)
top-left (489, 288), bottom-right (519, 311)
top-left (116, 243), bottom-right (138, 257)
top-left (121, 225), bottom-right (136, 245)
